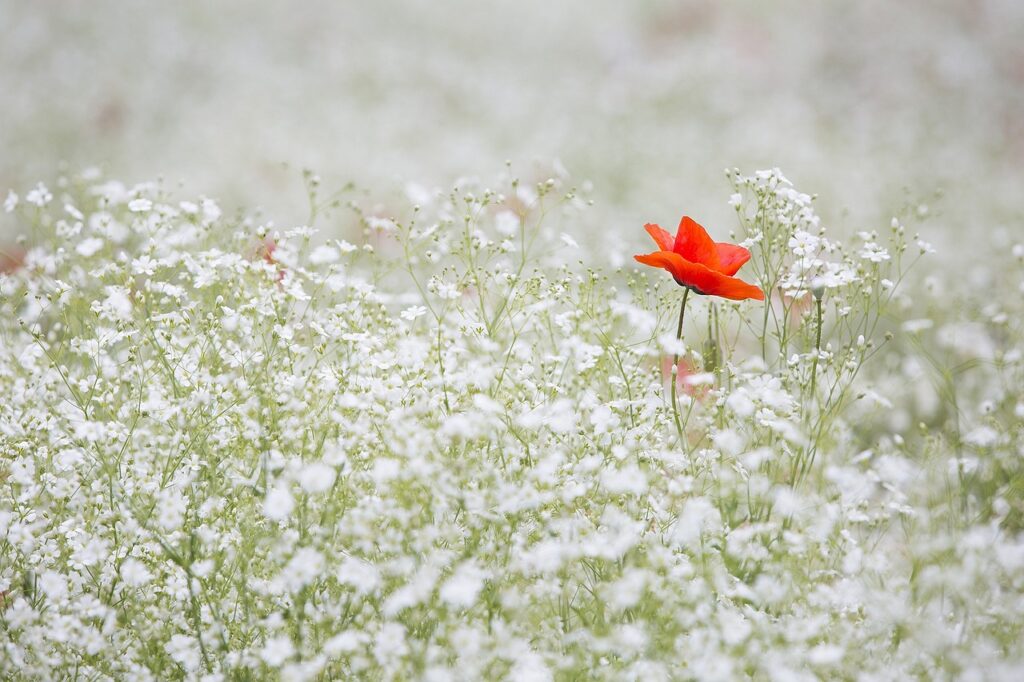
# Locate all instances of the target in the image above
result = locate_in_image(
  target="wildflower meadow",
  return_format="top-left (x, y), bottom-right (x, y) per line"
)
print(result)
top-left (2, 164), bottom-right (1022, 680)
top-left (2, 2), bottom-right (1024, 681)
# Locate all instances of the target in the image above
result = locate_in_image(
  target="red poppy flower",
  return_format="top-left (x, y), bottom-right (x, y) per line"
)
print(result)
top-left (635, 216), bottom-right (764, 301)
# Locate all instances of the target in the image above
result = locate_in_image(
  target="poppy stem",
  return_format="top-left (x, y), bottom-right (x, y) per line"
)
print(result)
top-left (670, 287), bottom-right (691, 447)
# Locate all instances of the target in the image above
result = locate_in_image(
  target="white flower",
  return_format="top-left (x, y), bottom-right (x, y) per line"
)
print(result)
top-left (434, 279), bottom-right (460, 299)
top-left (600, 463), bottom-right (647, 495)
top-left (337, 557), bottom-right (381, 596)
top-left (132, 255), bottom-right (159, 275)
top-left (3, 190), bottom-right (17, 212)
top-left (368, 216), bottom-right (397, 232)
top-left (658, 333), bottom-right (687, 356)
top-left (712, 428), bottom-right (745, 456)
top-left (309, 245), bottom-right (339, 265)
top-left (373, 623), bottom-right (408, 665)
top-left (156, 489), bottom-right (186, 530)
top-left (263, 483), bottom-right (295, 522)
top-left (589, 404), bottom-right (619, 434)
top-left (128, 198), bottom-right (153, 212)
top-left (509, 651), bottom-right (551, 682)
top-left (100, 286), bottom-right (134, 321)
top-left (166, 635), bottom-right (202, 673)
top-left (726, 390), bottom-right (755, 417)
top-left (672, 498), bottom-right (721, 547)
top-left (859, 242), bottom-right (890, 263)
top-left (324, 630), bottom-right (369, 656)
top-left (192, 560), bottom-right (215, 579)
top-left (901, 318), bottom-right (933, 334)
top-left (261, 635), bottom-right (295, 667)
top-left (297, 461), bottom-right (336, 494)
top-left (400, 305), bottom-right (428, 321)
top-left (964, 426), bottom-right (999, 448)
top-left (26, 182), bottom-right (52, 207)
top-left (38, 570), bottom-right (69, 602)
top-left (788, 230), bottom-right (822, 257)
top-left (120, 558), bottom-right (153, 587)
top-left (280, 548), bottom-right (324, 591)
top-left (808, 644), bottom-right (845, 665)
top-left (201, 198), bottom-right (221, 224)
top-left (440, 561), bottom-right (487, 609)
top-left (76, 237), bottom-right (105, 257)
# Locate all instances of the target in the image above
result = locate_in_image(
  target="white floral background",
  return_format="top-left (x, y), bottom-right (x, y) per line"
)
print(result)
top-left (3, 0), bottom-right (1022, 250)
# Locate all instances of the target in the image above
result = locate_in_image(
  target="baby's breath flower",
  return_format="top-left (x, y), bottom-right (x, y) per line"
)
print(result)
top-left (0, 170), bottom-right (1016, 681)
top-left (25, 182), bottom-right (52, 207)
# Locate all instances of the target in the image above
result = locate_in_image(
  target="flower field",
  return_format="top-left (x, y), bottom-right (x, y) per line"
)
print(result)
top-left (2, 2), bottom-right (1023, 680)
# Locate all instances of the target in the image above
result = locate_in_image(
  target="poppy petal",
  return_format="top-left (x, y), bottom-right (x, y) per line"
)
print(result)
top-left (635, 250), bottom-right (685, 275)
top-left (700, 273), bottom-right (765, 300)
top-left (635, 250), bottom-right (765, 301)
top-left (644, 223), bottom-right (675, 252)
top-left (673, 217), bottom-right (722, 270)
top-left (714, 242), bottom-right (752, 276)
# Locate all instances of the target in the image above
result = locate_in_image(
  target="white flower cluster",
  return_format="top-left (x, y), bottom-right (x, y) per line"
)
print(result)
top-left (0, 170), bottom-right (1021, 680)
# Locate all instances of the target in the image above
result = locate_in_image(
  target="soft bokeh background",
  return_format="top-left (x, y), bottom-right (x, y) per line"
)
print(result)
top-left (3, 0), bottom-right (1022, 254)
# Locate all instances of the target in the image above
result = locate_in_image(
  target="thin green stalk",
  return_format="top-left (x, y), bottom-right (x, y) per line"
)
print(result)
top-left (809, 293), bottom-right (823, 403)
top-left (796, 293), bottom-right (825, 484)
top-left (670, 287), bottom-right (691, 447)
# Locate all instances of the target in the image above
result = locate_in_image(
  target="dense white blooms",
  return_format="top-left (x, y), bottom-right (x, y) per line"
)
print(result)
top-left (0, 169), bottom-right (1021, 680)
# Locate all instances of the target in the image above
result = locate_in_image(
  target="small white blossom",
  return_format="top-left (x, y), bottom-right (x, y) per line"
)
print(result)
top-left (76, 237), bottom-right (105, 257)
top-left (120, 558), bottom-right (153, 587)
top-left (440, 561), bottom-right (486, 609)
top-left (261, 636), bottom-right (295, 667)
top-left (309, 244), bottom-right (339, 264)
top-left (368, 216), bottom-right (397, 232)
top-left (859, 242), bottom-right (890, 263)
top-left (400, 305), bottom-right (428, 321)
top-left (297, 461), bottom-right (336, 494)
top-left (263, 483), bottom-right (295, 522)
top-left (26, 182), bottom-right (52, 207)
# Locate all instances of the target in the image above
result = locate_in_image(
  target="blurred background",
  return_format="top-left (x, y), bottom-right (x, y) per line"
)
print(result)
top-left (2, 0), bottom-right (1022, 253)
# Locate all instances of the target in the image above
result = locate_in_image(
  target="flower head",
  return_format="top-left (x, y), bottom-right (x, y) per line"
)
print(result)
top-left (635, 216), bottom-right (764, 301)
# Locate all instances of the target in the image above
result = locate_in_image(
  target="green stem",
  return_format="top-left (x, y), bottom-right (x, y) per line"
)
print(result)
top-left (809, 295), bottom-right (823, 402)
top-left (797, 294), bottom-right (825, 485)
top-left (670, 288), bottom-right (691, 447)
